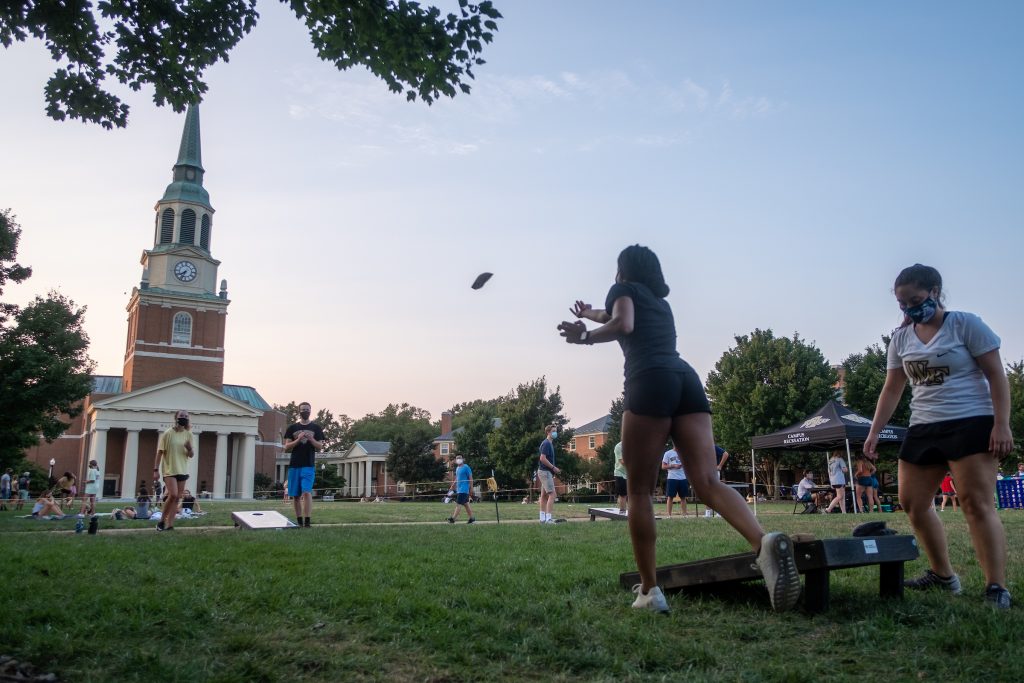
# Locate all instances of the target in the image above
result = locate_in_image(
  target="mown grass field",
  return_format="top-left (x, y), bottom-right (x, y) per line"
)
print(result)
top-left (2, 500), bottom-right (1020, 682)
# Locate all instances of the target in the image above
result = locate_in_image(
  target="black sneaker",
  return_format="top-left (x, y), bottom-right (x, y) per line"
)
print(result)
top-left (447, 517), bottom-right (455, 524)
top-left (467, 518), bottom-right (476, 524)
top-left (156, 521), bottom-right (165, 532)
top-left (904, 569), bottom-right (961, 594)
top-left (984, 583), bottom-right (1012, 609)
top-left (304, 519), bottom-right (311, 528)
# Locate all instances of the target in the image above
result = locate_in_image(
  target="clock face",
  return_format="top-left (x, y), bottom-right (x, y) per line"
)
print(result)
top-left (185, 168), bottom-right (196, 181)
top-left (174, 260), bottom-right (198, 282)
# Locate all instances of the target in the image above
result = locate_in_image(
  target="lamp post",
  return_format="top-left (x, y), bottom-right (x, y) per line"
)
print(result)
top-left (48, 458), bottom-right (56, 482)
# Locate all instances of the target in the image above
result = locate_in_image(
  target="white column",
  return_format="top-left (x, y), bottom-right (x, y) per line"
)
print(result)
top-left (122, 429), bottom-right (140, 501)
top-left (214, 432), bottom-right (229, 499)
top-left (365, 460), bottom-right (373, 496)
top-left (240, 433), bottom-right (256, 499)
top-left (187, 431), bottom-right (200, 493)
top-left (88, 427), bottom-right (109, 501)
top-left (230, 436), bottom-right (240, 498)
top-left (344, 463), bottom-right (350, 497)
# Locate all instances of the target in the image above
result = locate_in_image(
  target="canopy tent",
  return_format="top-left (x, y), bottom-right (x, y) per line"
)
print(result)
top-left (748, 400), bottom-right (907, 513)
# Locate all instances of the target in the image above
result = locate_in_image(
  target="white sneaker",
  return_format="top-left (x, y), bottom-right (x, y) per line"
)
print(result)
top-left (756, 532), bottom-right (802, 612)
top-left (704, 510), bottom-right (713, 518)
top-left (631, 584), bottom-right (670, 613)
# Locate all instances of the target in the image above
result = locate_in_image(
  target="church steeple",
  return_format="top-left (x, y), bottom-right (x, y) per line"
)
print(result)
top-left (160, 105), bottom-right (211, 209)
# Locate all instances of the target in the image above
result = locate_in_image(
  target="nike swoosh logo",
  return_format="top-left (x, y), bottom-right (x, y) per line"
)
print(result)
top-left (937, 351), bottom-right (951, 357)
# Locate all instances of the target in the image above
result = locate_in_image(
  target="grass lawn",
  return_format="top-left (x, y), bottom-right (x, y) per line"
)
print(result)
top-left (2, 501), bottom-right (1020, 682)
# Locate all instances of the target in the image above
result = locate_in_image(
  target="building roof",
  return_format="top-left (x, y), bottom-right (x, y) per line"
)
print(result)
top-left (90, 375), bottom-right (273, 411)
top-left (573, 414), bottom-right (611, 435)
top-left (160, 104), bottom-right (211, 207)
top-left (354, 441), bottom-right (391, 455)
top-left (433, 417), bottom-right (502, 442)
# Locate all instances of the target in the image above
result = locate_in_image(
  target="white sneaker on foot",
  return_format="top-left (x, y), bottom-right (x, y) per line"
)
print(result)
top-left (631, 584), bottom-right (670, 613)
top-left (756, 532), bottom-right (802, 612)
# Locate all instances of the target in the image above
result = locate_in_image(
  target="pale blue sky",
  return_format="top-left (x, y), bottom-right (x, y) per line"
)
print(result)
top-left (2, 1), bottom-right (1022, 428)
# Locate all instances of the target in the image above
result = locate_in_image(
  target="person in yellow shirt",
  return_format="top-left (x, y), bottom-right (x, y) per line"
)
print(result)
top-left (153, 409), bottom-right (194, 532)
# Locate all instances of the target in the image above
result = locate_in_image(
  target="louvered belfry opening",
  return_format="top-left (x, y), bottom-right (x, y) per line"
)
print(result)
top-left (160, 208), bottom-right (174, 244)
top-left (200, 214), bottom-right (211, 250)
top-left (180, 209), bottom-right (196, 245)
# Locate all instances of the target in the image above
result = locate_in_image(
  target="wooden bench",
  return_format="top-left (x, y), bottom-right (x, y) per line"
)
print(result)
top-left (619, 534), bottom-right (919, 613)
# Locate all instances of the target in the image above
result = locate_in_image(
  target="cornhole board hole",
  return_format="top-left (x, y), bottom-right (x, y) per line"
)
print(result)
top-left (589, 507), bottom-right (628, 521)
top-left (619, 535), bottom-right (919, 613)
top-left (232, 510), bottom-right (296, 529)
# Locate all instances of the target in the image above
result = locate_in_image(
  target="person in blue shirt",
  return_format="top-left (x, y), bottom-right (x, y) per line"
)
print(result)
top-left (447, 456), bottom-right (475, 524)
top-left (537, 425), bottom-right (562, 524)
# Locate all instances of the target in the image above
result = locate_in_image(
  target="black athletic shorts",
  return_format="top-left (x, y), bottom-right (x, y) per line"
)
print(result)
top-left (170, 474), bottom-right (189, 483)
top-left (899, 415), bottom-right (994, 467)
top-left (614, 476), bottom-right (627, 497)
top-left (624, 366), bottom-right (711, 417)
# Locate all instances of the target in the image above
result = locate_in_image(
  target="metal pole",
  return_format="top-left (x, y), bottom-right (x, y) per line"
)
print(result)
top-left (751, 449), bottom-right (757, 516)
top-left (492, 469), bottom-right (500, 524)
top-left (845, 438), bottom-right (858, 513)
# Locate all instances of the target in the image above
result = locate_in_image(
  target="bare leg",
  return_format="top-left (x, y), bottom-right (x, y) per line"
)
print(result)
top-left (161, 477), bottom-right (182, 529)
top-left (950, 454), bottom-right (1006, 586)
top-left (672, 413), bottom-right (764, 549)
top-left (898, 461), bottom-right (953, 577)
top-left (621, 411), bottom-right (672, 592)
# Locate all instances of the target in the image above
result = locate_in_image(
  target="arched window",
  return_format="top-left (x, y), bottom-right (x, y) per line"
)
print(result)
top-left (160, 208), bottom-right (174, 244)
top-left (180, 209), bottom-right (196, 245)
top-left (171, 312), bottom-right (192, 346)
top-left (200, 214), bottom-right (211, 250)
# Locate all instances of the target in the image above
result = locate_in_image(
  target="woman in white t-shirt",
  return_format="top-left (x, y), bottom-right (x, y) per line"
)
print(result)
top-left (823, 451), bottom-right (848, 513)
top-left (865, 264), bottom-right (1013, 609)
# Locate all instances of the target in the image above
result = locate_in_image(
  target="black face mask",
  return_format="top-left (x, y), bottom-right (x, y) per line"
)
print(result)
top-left (177, 417), bottom-right (189, 427)
top-left (299, 411), bottom-right (311, 420)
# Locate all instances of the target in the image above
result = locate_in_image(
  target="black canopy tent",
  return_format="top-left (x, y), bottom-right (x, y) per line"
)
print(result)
top-left (748, 400), bottom-right (907, 513)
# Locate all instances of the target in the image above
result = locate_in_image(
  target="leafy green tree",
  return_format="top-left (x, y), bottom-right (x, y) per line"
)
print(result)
top-left (486, 377), bottom-right (569, 487)
top-left (0, 210), bottom-right (95, 471)
top-left (0, 0), bottom-right (502, 129)
top-left (1007, 360), bottom-right (1024, 462)
top-left (591, 394), bottom-right (624, 482)
top-left (387, 434), bottom-right (445, 491)
top-left (352, 402), bottom-right (436, 445)
top-left (705, 329), bottom-right (837, 499)
top-left (453, 400), bottom-right (501, 473)
top-left (274, 401), bottom-right (354, 452)
top-left (840, 336), bottom-right (911, 427)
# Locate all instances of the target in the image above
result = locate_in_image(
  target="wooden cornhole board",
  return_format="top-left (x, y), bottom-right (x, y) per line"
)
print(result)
top-left (589, 507), bottom-right (628, 521)
top-left (231, 510), bottom-right (296, 529)
top-left (619, 534), bottom-right (919, 613)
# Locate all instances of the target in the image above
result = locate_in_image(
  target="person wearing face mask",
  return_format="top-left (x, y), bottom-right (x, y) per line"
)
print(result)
top-left (283, 402), bottom-right (325, 528)
top-left (153, 409), bottom-right (195, 532)
top-left (447, 456), bottom-right (475, 524)
top-left (537, 424), bottom-right (562, 524)
top-left (865, 264), bottom-right (1014, 609)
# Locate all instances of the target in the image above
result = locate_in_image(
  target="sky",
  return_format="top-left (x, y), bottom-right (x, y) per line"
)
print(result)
top-left (2, 1), bottom-right (1022, 429)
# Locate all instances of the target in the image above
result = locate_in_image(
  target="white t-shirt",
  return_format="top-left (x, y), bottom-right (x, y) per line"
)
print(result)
top-left (84, 467), bottom-right (102, 495)
top-left (796, 477), bottom-right (816, 500)
top-left (887, 311), bottom-right (1000, 426)
top-left (663, 449), bottom-right (686, 480)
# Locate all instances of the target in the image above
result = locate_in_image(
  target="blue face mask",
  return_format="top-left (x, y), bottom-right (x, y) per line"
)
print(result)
top-left (549, 431), bottom-right (558, 440)
top-left (904, 297), bottom-right (938, 324)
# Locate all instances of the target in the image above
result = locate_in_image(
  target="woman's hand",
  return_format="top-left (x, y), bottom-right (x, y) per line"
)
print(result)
top-left (557, 320), bottom-right (586, 343)
top-left (863, 434), bottom-right (879, 461)
top-left (570, 301), bottom-right (592, 319)
top-left (990, 422), bottom-right (1014, 457)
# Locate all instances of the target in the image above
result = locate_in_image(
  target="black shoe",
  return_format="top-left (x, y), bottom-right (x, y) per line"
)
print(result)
top-left (904, 569), bottom-right (961, 594)
top-left (467, 518), bottom-right (476, 524)
top-left (303, 519), bottom-right (311, 528)
top-left (447, 517), bottom-right (455, 524)
top-left (156, 521), bottom-right (165, 532)
top-left (984, 583), bottom-right (1012, 609)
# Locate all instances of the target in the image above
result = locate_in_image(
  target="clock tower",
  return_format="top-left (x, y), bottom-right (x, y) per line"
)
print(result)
top-left (122, 105), bottom-right (230, 392)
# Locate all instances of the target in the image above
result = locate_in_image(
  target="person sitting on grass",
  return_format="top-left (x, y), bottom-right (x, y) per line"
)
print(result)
top-left (179, 489), bottom-right (203, 514)
top-left (31, 490), bottom-right (65, 519)
top-left (112, 506), bottom-right (138, 520)
top-left (136, 484), bottom-right (151, 519)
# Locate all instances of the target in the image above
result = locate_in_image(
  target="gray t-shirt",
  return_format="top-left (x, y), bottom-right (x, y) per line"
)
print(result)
top-left (886, 311), bottom-right (1000, 426)
top-left (828, 458), bottom-right (847, 486)
top-left (663, 449), bottom-right (686, 480)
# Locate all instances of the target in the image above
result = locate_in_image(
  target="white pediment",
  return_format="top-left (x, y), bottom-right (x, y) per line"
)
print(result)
top-left (92, 377), bottom-right (261, 417)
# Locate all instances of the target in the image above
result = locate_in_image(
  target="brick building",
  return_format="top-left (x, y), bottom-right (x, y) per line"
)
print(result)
top-left (566, 414), bottom-right (611, 460)
top-left (24, 106), bottom-right (285, 499)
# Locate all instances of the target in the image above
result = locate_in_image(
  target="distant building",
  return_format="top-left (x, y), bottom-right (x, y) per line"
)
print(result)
top-left (24, 106), bottom-right (285, 499)
top-left (567, 414), bottom-right (611, 460)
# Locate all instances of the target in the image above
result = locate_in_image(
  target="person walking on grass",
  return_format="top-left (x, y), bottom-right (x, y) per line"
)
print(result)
top-left (0, 468), bottom-right (11, 511)
top-left (153, 409), bottom-right (195, 532)
top-left (537, 424), bottom-right (562, 524)
top-left (865, 264), bottom-right (1013, 609)
top-left (79, 459), bottom-right (101, 517)
top-left (613, 442), bottom-right (628, 514)
top-left (283, 402), bottom-right (325, 528)
top-left (16, 471), bottom-right (32, 510)
top-left (447, 456), bottom-right (475, 524)
top-left (854, 455), bottom-right (877, 514)
top-left (662, 446), bottom-right (689, 517)
top-left (824, 451), bottom-right (849, 513)
top-left (938, 472), bottom-right (958, 512)
top-left (558, 245), bottom-right (800, 613)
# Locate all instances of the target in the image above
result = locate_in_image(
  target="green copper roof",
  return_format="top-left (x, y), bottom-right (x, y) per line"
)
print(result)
top-left (160, 105), bottom-right (211, 208)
